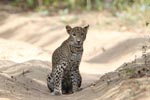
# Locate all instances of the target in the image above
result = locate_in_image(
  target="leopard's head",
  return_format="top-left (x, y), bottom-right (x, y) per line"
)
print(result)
top-left (66, 25), bottom-right (89, 47)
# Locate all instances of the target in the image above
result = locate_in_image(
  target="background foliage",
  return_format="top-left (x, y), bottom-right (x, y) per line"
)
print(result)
top-left (2, 0), bottom-right (146, 12)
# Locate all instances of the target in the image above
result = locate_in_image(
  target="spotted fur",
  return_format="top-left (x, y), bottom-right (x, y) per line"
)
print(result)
top-left (47, 25), bottom-right (89, 95)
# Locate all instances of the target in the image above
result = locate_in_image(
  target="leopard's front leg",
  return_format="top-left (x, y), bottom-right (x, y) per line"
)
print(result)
top-left (71, 70), bottom-right (82, 93)
top-left (47, 73), bottom-right (54, 92)
top-left (52, 61), bottom-right (67, 95)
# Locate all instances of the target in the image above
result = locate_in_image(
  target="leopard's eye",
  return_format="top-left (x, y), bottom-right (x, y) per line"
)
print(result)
top-left (72, 33), bottom-right (76, 36)
top-left (81, 33), bottom-right (84, 36)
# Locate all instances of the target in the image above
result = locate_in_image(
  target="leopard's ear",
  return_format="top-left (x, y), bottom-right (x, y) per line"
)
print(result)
top-left (66, 25), bottom-right (72, 34)
top-left (83, 25), bottom-right (89, 31)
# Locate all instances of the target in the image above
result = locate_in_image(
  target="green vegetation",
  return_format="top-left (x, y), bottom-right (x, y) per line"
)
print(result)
top-left (126, 68), bottom-right (135, 76)
top-left (6, 0), bottom-right (146, 11)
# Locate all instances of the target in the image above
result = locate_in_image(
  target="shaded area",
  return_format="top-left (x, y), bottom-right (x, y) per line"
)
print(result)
top-left (88, 38), bottom-right (147, 63)
top-left (0, 22), bottom-right (28, 38)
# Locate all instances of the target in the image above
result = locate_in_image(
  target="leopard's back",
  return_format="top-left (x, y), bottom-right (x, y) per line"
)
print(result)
top-left (52, 40), bottom-right (70, 70)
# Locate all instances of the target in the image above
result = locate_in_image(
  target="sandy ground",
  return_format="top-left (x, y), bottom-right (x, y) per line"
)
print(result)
top-left (0, 10), bottom-right (150, 100)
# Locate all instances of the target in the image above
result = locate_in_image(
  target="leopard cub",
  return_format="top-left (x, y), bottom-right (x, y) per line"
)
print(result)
top-left (47, 25), bottom-right (89, 95)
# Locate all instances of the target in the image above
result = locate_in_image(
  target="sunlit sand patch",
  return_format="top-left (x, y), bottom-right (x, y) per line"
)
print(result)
top-left (0, 98), bottom-right (10, 100)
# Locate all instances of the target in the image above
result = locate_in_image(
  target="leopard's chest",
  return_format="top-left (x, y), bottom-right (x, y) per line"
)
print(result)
top-left (63, 53), bottom-right (82, 78)
top-left (70, 53), bottom-right (82, 62)
top-left (69, 53), bottom-right (82, 69)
